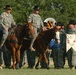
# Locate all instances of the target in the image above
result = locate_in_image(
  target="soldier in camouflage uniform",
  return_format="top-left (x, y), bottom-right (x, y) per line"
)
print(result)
top-left (0, 5), bottom-right (16, 48)
top-left (0, 5), bottom-right (16, 69)
top-left (27, 6), bottom-right (45, 68)
top-left (28, 5), bottom-right (45, 51)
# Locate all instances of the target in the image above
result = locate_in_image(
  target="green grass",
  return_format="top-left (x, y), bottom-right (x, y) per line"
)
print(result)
top-left (0, 66), bottom-right (76, 75)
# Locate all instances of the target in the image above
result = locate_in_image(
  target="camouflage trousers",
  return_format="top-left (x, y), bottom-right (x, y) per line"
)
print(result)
top-left (0, 28), bottom-right (8, 48)
top-left (0, 48), bottom-right (3, 65)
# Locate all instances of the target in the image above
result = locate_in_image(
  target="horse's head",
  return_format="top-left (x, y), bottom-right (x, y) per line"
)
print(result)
top-left (11, 24), bottom-right (30, 40)
top-left (41, 26), bottom-right (62, 44)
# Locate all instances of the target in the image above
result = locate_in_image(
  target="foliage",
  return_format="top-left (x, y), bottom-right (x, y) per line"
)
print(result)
top-left (0, 0), bottom-right (76, 26)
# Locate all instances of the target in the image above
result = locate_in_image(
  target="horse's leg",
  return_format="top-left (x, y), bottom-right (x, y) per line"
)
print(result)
top-left (15, 49), bottom-right (20, 69)
top-left (35, 54), bottom-right (42, 69)
top-left (12, 47), bottom-right (16, 69)
top-left (15, 44), bottom-right (22, 69)
top-left (43, 52), bottom-right (50, 69)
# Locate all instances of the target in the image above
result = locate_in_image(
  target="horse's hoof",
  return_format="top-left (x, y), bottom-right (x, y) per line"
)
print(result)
top-left (16, 67), bottom-right (20, 69)
top-left (35, 67), bottom-right (39, 69)
top-left (35, 66), bottom-right (39, 69)
top-left (35, 63), bottom-right (39, 69)
top-left (46, 65), bottom-right (50, 69)
top-left (47, 66), bottom-right (50, 69)
top-left (13, 68), bottom-right (16, 70)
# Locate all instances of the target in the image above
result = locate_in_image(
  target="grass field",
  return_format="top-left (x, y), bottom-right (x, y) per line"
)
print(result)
top-left (0, 65), bottom-right (76, 75)
top-left (0, 58), bottom-right (76, 75)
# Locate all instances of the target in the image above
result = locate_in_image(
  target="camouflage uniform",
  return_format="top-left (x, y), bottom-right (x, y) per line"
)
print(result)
top-left (0, 11), bottom-right (16, 68)
top-left (28, 13), bottom-right (44, 35)
top-left (28, 13), bottom-right (44, 49)
top-left (0, 12), bottom-right (16, 47)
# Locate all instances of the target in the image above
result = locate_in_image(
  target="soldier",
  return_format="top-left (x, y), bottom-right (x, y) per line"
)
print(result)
top-left (66, 20), bottom-right (76, 70)
top-left (0, 5), bottom-right (16, 48)
top-left (27, 5), bottom-right (45, 68)
top-left (28, 6), bottom-right (45, 50)
top-left (0, 5), bottom-right (16, 69)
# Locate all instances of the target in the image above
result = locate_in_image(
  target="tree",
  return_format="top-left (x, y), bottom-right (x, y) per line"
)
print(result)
top-left (0, 0), bottom-right (76, 26)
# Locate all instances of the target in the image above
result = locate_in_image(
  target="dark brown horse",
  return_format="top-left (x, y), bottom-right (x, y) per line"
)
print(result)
top-left (33, 28), bottom-right (56, 69)
top-left (3, 24), bottom-right (29, 69)
top-left (20, 26), bottom-right (56, 69)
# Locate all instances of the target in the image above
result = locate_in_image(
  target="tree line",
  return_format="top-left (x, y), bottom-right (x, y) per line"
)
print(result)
top-left (0, 0), bottom-right (76, 26)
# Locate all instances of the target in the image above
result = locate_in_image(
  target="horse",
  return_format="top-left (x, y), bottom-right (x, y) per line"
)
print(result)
top-left (0, 24), bottom-right (30, 69)
top-left (32, 28), bottom-right (56, 69)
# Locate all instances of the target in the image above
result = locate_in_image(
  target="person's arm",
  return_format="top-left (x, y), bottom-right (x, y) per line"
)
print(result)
top-left (40, 19), bottom-right (44, 28)
top-left (40, 17), bottom-right (47, 31)
top-left (0, 13), bottom-right (8, 31)
top-left (27, 14), bottom-right (34, 38)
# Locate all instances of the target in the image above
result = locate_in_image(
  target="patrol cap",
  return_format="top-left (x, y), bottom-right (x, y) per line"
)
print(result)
top-left (33, 6), bottom-right (39, 10)
top-left (68, 20), bottom-right (76, 25)
top-left (4, 5), bottom-right (12, 10)
top-left (56, 22), bottom-right (63, 26)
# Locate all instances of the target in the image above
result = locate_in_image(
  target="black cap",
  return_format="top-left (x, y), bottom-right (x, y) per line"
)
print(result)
top-left (56, 22), bottom-right (63, 26)
top-left (33, 6), bottom-right (39, 10)
top-left (4, 5), bottom-right (12, 10)
top-left (68, 20), bottom-right (76, 25)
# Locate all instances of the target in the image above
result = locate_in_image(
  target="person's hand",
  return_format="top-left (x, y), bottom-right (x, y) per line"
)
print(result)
top-left (42, 26), bottom-right (47, 31)
top-left (12, 25), bottom-right (17, 28)
top-left (57, 39), bottom-right (60, 44)
top-left (4, 27), bottom-right (8, 32)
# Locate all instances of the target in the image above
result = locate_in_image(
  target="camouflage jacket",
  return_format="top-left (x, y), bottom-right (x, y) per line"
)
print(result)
top-left (0, 12), bottom-right (16, 29)
top-left (28, 13), bottom-right (44, 29)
